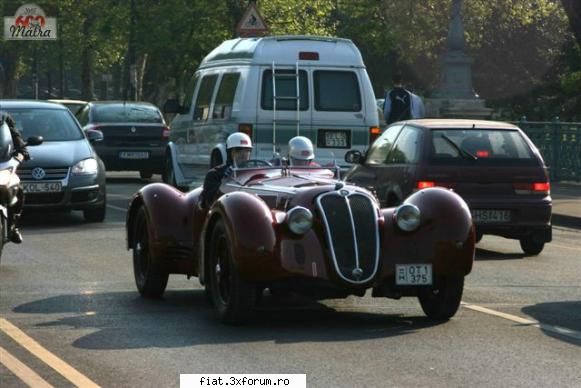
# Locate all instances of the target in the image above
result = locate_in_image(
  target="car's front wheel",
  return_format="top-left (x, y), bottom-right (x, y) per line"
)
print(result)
top-left (418, 275), bottom-right (464, 321)
top-left (520, 238), bottom-right (545, 255)
top-left (208, 219), bottom-right (256, 324)
top-left (133, 207), bottom-right (169, 298)
top-left (83, 201), bottom-right (106, 222)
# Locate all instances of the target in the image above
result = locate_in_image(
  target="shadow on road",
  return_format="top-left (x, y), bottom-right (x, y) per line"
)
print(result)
top-left (13, 290), bottom-right (443, 350)
top-left (522, 301), bottom-right (581, 347)
top-left (474, 247), bottom-right (526, 261)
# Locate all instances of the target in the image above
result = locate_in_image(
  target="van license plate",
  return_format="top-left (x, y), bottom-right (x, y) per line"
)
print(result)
top-left (22, 182), bottom-right (62, 193)
top-left (119, 151), bottom-right (149, 159)
top-left (471, 210), bottom-right (511, 223)
top-left (396, 264), bottom-right (432, 285)
top-left (325, 131), bottom-right (348, 148)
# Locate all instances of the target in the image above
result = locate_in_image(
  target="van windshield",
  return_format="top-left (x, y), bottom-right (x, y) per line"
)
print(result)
top-left (430, 129), bottom-right (537, 164)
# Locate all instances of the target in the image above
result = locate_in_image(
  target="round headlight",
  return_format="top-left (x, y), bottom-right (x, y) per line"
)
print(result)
top-left (395, 204), bottom-right (421, 232)
top-left (286, 206), bottom-right (313, 235)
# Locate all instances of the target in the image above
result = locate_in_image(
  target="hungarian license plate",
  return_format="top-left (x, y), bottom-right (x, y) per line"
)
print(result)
top-left (119, 151), bottom-right (149, 159)
top-left (396, 264), bottom-right (433, 285)
top-left (471, 209), bottom-right (511, 223)
top-left (22, 182), bottom-right (62, 193)
top-left (324, 131), bottom-right (348, 148)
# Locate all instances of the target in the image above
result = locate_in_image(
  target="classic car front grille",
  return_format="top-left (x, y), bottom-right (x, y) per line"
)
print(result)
top-left (20, 167), bottom-right (69, 180)
top-left (317, 191), bottom-right (379, 284)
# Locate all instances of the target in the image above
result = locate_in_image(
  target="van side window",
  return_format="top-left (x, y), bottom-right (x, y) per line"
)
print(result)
top-left (182, 74), bottom-right (199, 112)
top-left (366, 125), bottom-right (403, 165)
top-left (194, 74), bottom-right (218, 121)
top-left (387, 127), bottom-right (422, 164)
top-left (314, 71), bottom-right (361, 112)
top-left (212, 73), bottom-right (240, 119)
top-left (261, 69), bottom-right (308, 111)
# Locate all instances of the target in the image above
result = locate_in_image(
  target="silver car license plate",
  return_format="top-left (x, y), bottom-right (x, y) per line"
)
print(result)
top-left (22, 182), bottom-right (62, 193)
top-left (396, 264), bottom-right (433, 285)
top-left (471, 209), bottom-right (511, 223)
top-left (325, 131), bottom-right (348, 148)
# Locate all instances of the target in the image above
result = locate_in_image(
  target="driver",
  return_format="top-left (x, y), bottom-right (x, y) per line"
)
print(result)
top-left (0, 113), bottom-right (31, 244)
top-left (200, 132), bottom-right (252, 209)
top-left (288, 136), bottom-right (319, 167)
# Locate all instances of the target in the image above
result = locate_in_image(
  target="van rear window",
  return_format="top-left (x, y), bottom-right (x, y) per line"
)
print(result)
top-left (261, 70), bottom-right (308, 111)
top-left (314, 71), bottom-right (361, 112)
top-left (431, 129), bottom-right (536, 163)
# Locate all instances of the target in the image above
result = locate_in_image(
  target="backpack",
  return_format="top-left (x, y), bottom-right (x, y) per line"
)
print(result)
top-left (386, 87), bottom-right (411, 123)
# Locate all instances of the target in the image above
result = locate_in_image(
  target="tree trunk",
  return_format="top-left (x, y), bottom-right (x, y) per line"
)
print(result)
top-left (0, 44), bottom-right (21, 98)
top-left (80, 15), bottom-right (95, 100)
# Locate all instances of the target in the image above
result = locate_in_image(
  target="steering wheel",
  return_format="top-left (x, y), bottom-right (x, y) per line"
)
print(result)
top-left (238, 159), bottom-right (272, 168)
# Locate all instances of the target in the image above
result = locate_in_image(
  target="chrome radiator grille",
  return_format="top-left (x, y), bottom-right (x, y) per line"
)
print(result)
top-left (316, 190), bottom-right (379, 284)
top-left (20, 167), bottom-right (69, 181)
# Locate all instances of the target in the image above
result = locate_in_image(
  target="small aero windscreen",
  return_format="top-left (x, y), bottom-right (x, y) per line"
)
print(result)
top-left (431, 129), bottom-right (536, 163)
top-left (93, 104), bottom-right (163, 123)
top-left (7, 108), bottom-right (84, 141)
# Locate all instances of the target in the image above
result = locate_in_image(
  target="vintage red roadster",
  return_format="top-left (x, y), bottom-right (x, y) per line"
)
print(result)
top-left (126, 164), bottom-right (475, 324)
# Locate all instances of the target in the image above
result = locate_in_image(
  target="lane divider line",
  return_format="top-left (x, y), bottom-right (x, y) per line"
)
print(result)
top-left (106, 204), bottom-right (128, 212)
top-left (0, 318), bottom-right (101, 388)
top-left (462, 303), bottom-right (581, 341)
top-left (0, 346), bottom-right (54, 388)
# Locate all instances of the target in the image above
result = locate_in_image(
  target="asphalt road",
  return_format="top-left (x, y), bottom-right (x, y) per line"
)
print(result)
top-left (1, 172), bottom-right (580, 388)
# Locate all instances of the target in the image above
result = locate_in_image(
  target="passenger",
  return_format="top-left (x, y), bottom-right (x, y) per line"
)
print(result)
top-left (0, 113), bottom-right (30, 243)
top-left (200, 132), bottom-right (252, 208)
top-left (288, 136), bottom-right (319, 167)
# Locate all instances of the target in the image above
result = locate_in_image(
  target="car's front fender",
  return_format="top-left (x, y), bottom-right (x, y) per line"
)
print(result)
top-left (379, 187), bottom-right (475, 278)
top-left (203, 191), bottom-right (283, 281)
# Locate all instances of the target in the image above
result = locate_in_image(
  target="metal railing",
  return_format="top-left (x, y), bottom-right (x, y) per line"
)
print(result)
top-left (513, 117), bottom-right (581, 182)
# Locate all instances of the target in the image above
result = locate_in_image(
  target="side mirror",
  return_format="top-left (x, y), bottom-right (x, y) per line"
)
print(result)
top-left (344, 150), bottom-right (363, 164)
top-left (163, 98), bottom-right (186, 114)
top-left (85, 129), bottom-right (104, 143)
top-left (26, 136), bottom-right (43, 146)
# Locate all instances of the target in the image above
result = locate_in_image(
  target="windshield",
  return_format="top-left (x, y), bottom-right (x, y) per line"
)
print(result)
top-left (4, 108), bottom-right (84, 141)
top-left (92, 104), bottom-right (164, 123)
top-left (430, 128), bottom-right (536, 164)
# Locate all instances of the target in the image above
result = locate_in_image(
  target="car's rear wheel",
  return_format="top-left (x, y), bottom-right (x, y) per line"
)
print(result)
top-left (208, 219), bottom-right (256, 324)
top-left (140, 170), bottom-right (153, 180)
top-left (418, 275), bottom-right (464, 321)
top-left (133, 207), bottom-right (169, 298)
top-left (162, 155), bottom-right (177, 187)
top-left (84, 201), bottom-right (106, 223)
top-left (520, 238), bottom-right (545, 255)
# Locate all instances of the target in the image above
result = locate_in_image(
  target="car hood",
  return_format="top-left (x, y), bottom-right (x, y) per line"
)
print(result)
top-left (23, 140), bottom-right (94, 167)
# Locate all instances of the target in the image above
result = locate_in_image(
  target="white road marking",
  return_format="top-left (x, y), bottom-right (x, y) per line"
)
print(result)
top-left (106, 204), bottom-right (128, 212)
top-left (0, 318), bottom-right (101, 388)
top-left (462, 303), bottom-right (581, 341)
top-left (0, 346), bottom-right (54, 388)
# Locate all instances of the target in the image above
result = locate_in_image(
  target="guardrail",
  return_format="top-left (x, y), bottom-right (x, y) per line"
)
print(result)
top-left (512, 118), bottom-right (581, 182)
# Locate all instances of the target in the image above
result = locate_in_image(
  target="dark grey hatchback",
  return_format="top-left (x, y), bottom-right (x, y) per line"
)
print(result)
top-left (0, 100), bottom-right (107, 222)
top-left (344, 119), bottom-right (552, 255)
top-left (76, 101), bottom-right (169, 179)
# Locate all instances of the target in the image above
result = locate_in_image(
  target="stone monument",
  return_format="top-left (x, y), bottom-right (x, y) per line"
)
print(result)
top-left (425, 0), bottom-right (493, 119)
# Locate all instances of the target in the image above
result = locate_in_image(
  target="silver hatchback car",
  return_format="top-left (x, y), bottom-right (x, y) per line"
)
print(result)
top-left (0, 100), bottom-right (107, 222)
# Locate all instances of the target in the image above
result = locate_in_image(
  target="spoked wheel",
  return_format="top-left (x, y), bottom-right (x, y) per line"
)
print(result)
top-left (133, 207), bottom-right (169, 298)
top-left (418, 275), bottom-right (464, 321)
top-left (208, 219), bottom-right (256, 324)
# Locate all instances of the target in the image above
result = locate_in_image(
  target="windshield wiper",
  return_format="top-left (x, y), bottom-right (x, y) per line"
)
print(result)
top-left (441, 134), bottom-right (477, 160)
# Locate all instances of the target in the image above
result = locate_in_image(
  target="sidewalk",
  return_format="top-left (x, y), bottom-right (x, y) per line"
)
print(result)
top-left (552, 182), bottom-right (581, 229)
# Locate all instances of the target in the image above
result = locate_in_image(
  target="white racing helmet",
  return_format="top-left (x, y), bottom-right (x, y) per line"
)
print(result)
top-left (226, 132), bottom-right (252, 149)
top-left (288, 136), bottom-right (314, 163)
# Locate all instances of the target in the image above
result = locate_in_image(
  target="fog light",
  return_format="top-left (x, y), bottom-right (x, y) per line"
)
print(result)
top-left (395, 204), bottom-right (421, 232)
top-left (286, 206), bottom-right (313, 235)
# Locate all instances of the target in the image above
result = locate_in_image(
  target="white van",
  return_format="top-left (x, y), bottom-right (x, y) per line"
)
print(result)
top-left (163, 35), bottom-right (380, 187)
